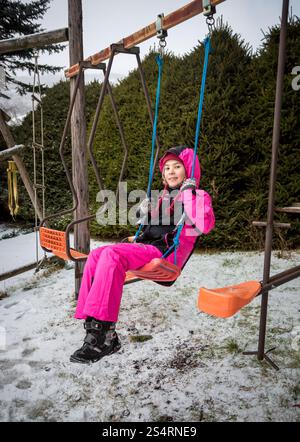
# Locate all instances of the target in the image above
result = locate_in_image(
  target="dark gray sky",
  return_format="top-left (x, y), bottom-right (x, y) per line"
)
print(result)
top-left (36, 0), bottom-right (300, 84)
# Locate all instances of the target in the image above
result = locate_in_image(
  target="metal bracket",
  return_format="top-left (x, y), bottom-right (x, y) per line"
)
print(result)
top-left (156, 13), bottom-right (168, 40)
top-left (79, 61), bottom-right (106, 71)
top-left (110, 44), bottom-right (140, 55)
top-left (203, 0), bottom-right (216, 17)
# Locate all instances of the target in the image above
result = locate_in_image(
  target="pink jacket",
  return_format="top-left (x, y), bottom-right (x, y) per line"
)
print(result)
top-left (158, 146), bottom-right (215, 268)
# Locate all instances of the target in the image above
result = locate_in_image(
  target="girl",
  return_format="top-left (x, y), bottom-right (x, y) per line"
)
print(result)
top-left (70, 146), bottom-right (215, 364)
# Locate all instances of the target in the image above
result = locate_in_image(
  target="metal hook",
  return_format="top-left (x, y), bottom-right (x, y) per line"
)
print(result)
top-left (203, 1), bottom-right (216, 35)
top-left (206, 14), bottom-right (215, 34)
top-left (156, 13), bottom-right (168, 56)
top-left (159, 37), bottom-right (167, 57)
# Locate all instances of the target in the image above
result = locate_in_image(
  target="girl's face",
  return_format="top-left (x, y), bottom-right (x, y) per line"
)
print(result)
top-left (163, 160), bottom-right (186, 189)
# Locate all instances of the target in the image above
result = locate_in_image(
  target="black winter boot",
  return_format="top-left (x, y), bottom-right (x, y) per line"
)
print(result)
top-left (70, 317), bottom-right (121, 364)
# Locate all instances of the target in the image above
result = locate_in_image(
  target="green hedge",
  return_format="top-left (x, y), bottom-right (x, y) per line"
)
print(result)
top-left (1, 19), bottom-right (299, 250)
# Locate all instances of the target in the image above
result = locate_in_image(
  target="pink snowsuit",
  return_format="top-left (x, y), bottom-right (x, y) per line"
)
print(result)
top-left (75, 147), bottom-right (215, 323)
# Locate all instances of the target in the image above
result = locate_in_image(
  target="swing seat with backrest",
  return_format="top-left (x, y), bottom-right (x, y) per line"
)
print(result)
top-left (40, 226), bottom-right (182, 282)
top-left (39, 227), bottom-right (88, 261)
top-left (40, 228), bottom-right (184, 284)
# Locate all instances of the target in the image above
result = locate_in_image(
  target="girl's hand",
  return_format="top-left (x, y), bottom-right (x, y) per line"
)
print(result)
top-left (138, 197), bottom-right (151, 215)
top-left (180, 178), bottom-right (196, 192)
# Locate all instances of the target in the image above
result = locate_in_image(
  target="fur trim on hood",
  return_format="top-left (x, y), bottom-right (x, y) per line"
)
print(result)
top-left (159, 146), bottom-right (201, 188)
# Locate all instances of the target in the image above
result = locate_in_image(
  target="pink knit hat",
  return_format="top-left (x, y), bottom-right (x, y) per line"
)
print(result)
top-left (161, 153), bottom-right (185, 170)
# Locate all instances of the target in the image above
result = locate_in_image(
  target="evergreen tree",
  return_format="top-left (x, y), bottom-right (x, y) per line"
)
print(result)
top-left (242, 14), bottom-right (300, 250)
top-left (0, 0), bottom-right (64, 98)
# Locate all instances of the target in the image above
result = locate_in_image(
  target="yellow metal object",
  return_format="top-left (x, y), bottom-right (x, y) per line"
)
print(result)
top-left (7, 160), bottom-right (19, 218)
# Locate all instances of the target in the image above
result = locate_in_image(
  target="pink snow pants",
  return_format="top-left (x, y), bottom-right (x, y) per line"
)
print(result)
top-left (74, 242), bottom-right (162, 323)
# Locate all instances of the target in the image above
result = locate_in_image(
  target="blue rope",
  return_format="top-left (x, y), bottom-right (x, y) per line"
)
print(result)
top-left (134, 38), bottom-right (212, 254)
top-left (147, 55), bottom-right (163, 197)
top-left (134, 55), bottom-right (163, 241)
top-left (167, 37), bottom-right (212, 263)
top-left (134, 219), bottom-right (144, 241)
top-left (162, 223), bottom-right (184, 265)
top-left (191, 36), bottom-right (212, 179)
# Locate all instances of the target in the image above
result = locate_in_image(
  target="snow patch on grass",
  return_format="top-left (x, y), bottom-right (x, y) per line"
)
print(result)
top-left (0, 228), bottom-right (299, 421)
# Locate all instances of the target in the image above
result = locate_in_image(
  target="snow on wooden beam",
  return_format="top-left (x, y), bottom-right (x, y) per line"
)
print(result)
top-left (0, 145), bottom-right (25, 160)
top-left (0, 28), bottom-right (69, 55)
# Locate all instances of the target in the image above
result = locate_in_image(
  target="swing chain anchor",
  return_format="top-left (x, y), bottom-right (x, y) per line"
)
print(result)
top-left (156, 13), bottom-right (168, 55)
top-left (203, 0), bottom-right (216, 34)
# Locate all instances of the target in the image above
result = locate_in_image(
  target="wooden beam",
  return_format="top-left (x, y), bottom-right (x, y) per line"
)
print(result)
top-left (276, 206), bottom-right (300, 214)
top-left (0, 28), bottom-right (69, 55)
top-left (252, 221), bottom-right (291, 229)
top-left (65, 0), bottom-right (225, 78)
top-left (0, 262), bottom-right (38, 282)
top-left (0, 144), bottom-right (24, 160)
top-left (0, 255), bottom-right (58, 281)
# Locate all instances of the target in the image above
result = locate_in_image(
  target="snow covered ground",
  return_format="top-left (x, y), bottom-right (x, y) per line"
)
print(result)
top-left (0, 225), bottom-right (299, 422)
top-left (0, 224), bottom-right (45, 278)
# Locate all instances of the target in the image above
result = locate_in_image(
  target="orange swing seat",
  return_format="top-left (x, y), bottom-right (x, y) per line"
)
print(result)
top-left (198, 280), bottom-right (262, 318)
top-left (125, 258), bottom-right (181, 284)
top-left (39, 227), bottom-right (88, 261)
top-left (40, 227), bottom-right (181, 282)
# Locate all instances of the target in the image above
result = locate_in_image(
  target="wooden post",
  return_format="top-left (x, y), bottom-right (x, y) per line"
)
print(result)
top-left (0, 109), bottom-right (45, 223)
top-left (68, 0), bottom-right (89, 297)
